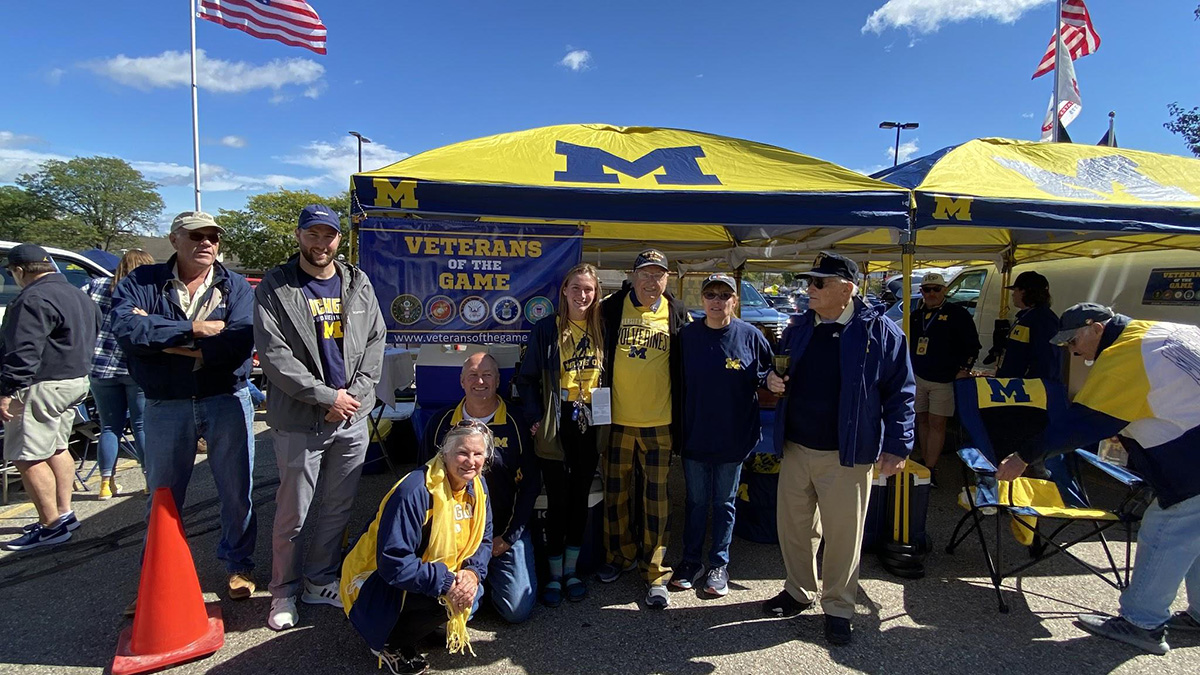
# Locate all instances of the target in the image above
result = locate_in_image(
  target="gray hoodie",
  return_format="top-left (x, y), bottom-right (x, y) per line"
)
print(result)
top-left (253, 257), bottom-right (386, 433)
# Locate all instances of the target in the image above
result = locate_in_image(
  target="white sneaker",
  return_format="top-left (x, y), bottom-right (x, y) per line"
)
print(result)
top-left (301, 579), bottom-right (342, 607)
top-left (267, 596), bottom-right (299, 631)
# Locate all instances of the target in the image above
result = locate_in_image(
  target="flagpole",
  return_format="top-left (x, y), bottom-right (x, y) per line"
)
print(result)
top-left (1107, 111), bottom-right (1116, 147)
top-left (190, 0), bottom-right (202, 211)
top-left (1051, 0), bottom-right (1062, 142)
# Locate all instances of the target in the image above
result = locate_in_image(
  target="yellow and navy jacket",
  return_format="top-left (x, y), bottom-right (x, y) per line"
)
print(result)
top-left (1028, 315), bottom-right (1200, 508)
top-left (423, 398), bottom-right (539, 545)
top-left (341, 464), bottom-right (492, 651)
top-left (997, 305), bottom-right (1062, 382)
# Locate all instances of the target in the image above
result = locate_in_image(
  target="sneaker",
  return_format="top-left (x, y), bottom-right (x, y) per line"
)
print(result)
top-left (703, 565), bottom-right (729, 597)
top-left (670, 561), bottom-right (704, 590)
top-left (99, 478), bottom-right (122, 500)
top-left (371, 646), bottom-right (428, 675)
top-left (595, 559), bottom-right (636, 584)
top-left (645, 584), bottom-right (669, 610)
top-left (301, 579), bottom-right (341, 607)
top-left (267, 596), bottom-right (299, 631)
top-left (1077, 614), bottom-right (1169, 655)
top-left (825, 615), bottom-right (853, 646)
top-left (228, 572), bottom-right (257, 600)
top-left (1167, 611), bottom-right (1200, 633)
top-left (762, 589), bottom-right (813, 617)
top-left (3, 521), bottom-right (71, 551)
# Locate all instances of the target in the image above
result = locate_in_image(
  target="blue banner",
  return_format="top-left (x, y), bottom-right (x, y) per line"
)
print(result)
top-left (359, 218), bottom-right (583, 344)
top-left (1142, 267), bottom-right (1200, 306)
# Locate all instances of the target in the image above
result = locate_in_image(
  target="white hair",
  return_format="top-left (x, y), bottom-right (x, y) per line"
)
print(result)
top-left (439, 422), bottom-right (495, 467)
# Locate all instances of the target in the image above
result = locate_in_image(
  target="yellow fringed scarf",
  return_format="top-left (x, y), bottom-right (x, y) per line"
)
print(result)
top-left (422, 454), bottom-right (487, 656)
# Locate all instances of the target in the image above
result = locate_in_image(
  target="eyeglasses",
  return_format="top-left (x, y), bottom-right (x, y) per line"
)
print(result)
top-left (920, 286), bottom-right (944, 293)
top-left (703, 291), bottom-right (734, 301)
top-left (455, 419), bottom-right (492, 432)
top-left (635, 268), bottom-right (669, 281)
top-left (803, 276), bottom-right (840, 290)
top-left (186, 231), bottom-right (221, 244)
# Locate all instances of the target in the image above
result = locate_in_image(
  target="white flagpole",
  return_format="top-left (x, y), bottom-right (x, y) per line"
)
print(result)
top-left (190, 0), bottom-right (202, 211)
top-left (1107, 111), bottom-right (1116, 147)
top-left (1051, 0), bottom-right (1062, 142)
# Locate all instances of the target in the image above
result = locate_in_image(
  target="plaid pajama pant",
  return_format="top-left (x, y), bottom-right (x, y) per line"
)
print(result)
top-left (604, 423), bottom-right (673, 586)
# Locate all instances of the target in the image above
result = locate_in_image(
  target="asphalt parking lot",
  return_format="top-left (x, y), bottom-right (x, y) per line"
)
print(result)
top-left (1, 418), bottom-right (1198, 675)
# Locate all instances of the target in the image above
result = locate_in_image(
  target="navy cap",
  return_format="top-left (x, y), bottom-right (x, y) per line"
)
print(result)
top-left (1006, 271), bottom-right (1049, 291)
top-left (6, 243), bottom-right (51, 267)
top-left (298, 204), bottom-right (341, 232)
top-left (633, 248), bottom-right (668, 271)
top-left (702, 273), bottom-right (737, 293)
top-left (802, 251), bottom-right (858, 282)
top-left (1050, 302), bottom-right (1115, 345)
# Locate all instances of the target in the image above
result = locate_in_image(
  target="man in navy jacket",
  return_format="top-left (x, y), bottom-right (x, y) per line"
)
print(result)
top-left (112, 211), bottom-right (259, 605)
top-left (765, 252), bottom-right (915, 646)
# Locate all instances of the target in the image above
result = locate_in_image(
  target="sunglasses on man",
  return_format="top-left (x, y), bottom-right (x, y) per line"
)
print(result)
top-left (920, 285), bottom-right (944, 294)
top-left (186, 231), bottom-right (221, 244)
top-left (702, 291), bottom-right (734, 301)
top-left (802, 276), bottom-right (841, 290)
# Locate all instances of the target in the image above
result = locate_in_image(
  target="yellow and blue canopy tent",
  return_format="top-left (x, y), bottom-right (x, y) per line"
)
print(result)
top-left (350, 123), bottom-right (913, 266)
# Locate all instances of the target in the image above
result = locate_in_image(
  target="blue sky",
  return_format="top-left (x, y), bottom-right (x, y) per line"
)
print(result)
top-left (1, 1), bottom-right (1197, 230)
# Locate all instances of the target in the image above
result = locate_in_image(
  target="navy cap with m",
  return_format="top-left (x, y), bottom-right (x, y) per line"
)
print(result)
top-left (298, 204), bottom-right (341, 232)
top-left (1050, 302), bottom-right (1115, 345)
top-left (633, 248), bottom-right (668, 270)
top-left (6, 243), bottom-right (51, 267)
top-left (802, 251), bottom-right (858, 282)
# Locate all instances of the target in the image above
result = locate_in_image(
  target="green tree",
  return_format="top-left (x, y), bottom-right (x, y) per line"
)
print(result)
top-left (0, 186), bottom-right (55, 242)
top-left (216, 189), bottom-right (350, 271)
top-left (1164, 7), bottom-right (1200, 157)
top-left (16, 156), bottom-right (164, 250)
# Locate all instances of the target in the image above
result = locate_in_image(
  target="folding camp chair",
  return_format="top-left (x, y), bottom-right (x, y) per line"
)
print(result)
top-left (944, 377), bottom-right (1151, 613)
top-left (71, 397), bottom-right (140, 490)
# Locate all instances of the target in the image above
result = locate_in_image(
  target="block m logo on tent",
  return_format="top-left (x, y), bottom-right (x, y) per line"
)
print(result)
top-left (554, 141), bottom-right (722, 185)
top-left (932, 196), bottom-right (973, 221)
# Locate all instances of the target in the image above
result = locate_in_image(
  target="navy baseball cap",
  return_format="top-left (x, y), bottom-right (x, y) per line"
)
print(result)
top-left (633, 248), bottom-right (668, 271)
top-left (802, 251), bottom-right (858, 282)
top-left (298, 204), bottom-right (341, 232)
top-left (1050, 302), bottom-right (1115, 345)
top-left (1006, 271), bottom-right (1049, 291)
top-left (702, 274), bottom-right (737, 293)
top-left (6, 243), bottom-right (51, 267)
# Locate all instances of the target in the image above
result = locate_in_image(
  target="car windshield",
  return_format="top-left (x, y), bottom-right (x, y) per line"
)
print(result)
top-left (740, 281), bottom-right (768, 308)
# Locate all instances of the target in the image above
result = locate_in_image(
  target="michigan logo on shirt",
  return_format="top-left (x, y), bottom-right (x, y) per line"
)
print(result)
top-left (618, 322), bottom-right (669, 360)
top-left (308, 297), bottom-right (343, 339)
top-left (725, 357), bottom-right (744, 370)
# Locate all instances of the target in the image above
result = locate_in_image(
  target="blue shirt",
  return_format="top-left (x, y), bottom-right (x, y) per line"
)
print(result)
top-left (785, 320), bottom-right (843, 450)
top-left (680, 318), bottom-right (773, 463)
top-left (298, 270), bottom-right (346, 389)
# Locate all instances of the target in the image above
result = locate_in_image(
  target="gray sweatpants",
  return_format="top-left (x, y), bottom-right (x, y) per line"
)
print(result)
top-left (269, 417), bottom-right (369, 598)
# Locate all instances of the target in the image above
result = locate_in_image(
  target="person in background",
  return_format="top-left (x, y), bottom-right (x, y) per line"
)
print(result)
top-left (996, 271), bottom-right (1062, 382)
top-left (85, 249), bottom-right (154, 499)
top-left (765, 252), bottom-right (914, 646)
top-left (254, 204), bottom-right (386, 631)
top-left (0, 244), bottom-right (101, 551)
top-left (425, 352), bottom-right (539, 624)
top-left (908, 272), bottom-right (980, 483)
top-left (671, 274), bottom-right (772, 597)
top-left (341, 422), bottom-right (493, 675)
top-left (516, 263), bottom-right (606, 607)
top-left (597, 248), bottom-right (689, 610)
top-left (997, 304), bottom-right (1200, 656)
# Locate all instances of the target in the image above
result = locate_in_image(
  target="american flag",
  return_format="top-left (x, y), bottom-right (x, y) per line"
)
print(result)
top-left (198, 0), bottom-right (328, 55)
top-left (1031, 0), bottom-right (1100, 79)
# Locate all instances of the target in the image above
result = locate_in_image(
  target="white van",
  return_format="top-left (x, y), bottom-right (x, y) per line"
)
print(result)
top-left (945, 250), bottom-right (1200, 394)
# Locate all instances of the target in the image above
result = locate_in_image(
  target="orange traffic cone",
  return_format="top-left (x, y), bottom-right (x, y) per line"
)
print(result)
top-left (112, 487), bottom-right (224, 675)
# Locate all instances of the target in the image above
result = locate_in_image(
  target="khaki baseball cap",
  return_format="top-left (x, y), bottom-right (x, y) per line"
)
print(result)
top-left (170, 211), bottom-right (224, 233)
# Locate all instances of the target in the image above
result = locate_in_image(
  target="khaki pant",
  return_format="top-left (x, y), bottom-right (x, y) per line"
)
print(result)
top-left (3, 377), bottom-right (90, 462)
top-left (776, 441), bottom-right (873, 619)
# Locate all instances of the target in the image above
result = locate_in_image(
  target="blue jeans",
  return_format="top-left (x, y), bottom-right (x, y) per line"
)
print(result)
top-left (682, 459), bottom-right (743, 567)
top-left (90, 375), bottom-right (146, 476)
top-left (1120, 493), bottom-right (1200, 629)
top-left (485, 531), bottom-right (537, 623)
top-left (144, 388), bottom-right (257, 573)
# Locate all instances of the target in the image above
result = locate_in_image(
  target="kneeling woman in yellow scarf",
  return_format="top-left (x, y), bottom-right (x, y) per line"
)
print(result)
top-left (341, 421), bottom-right (493, 673)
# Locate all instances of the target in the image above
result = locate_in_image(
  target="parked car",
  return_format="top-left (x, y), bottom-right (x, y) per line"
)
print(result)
top-left (688, 280), bottom-right (790, 342)
top-left (0, 241), bottom-right (112, 323)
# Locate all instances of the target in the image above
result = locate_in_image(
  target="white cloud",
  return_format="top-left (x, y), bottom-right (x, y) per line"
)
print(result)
top-left (559, 49), bottom-right (592, 72)
top-left (85, 49), bottom-right (324, 94)
top-left (45, 68), bottom-right (66, 85)
top-left (695, 74), bottom-right (704, 79)
top-left (863, 0), bottom-right (1050, 34)
top-left (0, 132), bottom-right (63, 181)
top-left (131, 160), bottom-right (325, 192)
top-left (1021, 112), bottom-right (1036, 119)
top-left (219, 135), bottom-right (247, 149)
top-left (269, 92), bottom-right (292, 105)
top-left (303, 85), bottom-right (323, 99)
top-left (279, 136), bottom-right (410, 185)
top-left (892, 138), bottom-right (920, 164)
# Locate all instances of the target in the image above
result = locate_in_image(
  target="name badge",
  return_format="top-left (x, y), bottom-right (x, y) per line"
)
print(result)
top-left (916, 337), bottom-right (930, 356)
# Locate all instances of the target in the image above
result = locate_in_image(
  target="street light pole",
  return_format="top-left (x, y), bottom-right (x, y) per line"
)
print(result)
top-left (348, 131), bottom-right (372, 173)
top-left (879, 121), bottom-right (919, 166)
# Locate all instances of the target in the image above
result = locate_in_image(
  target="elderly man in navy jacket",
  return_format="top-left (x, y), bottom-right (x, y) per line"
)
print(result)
top-left (113, 211), bottom-right (259, 606)
top-left (764, 252), bottom-right (915, 646)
